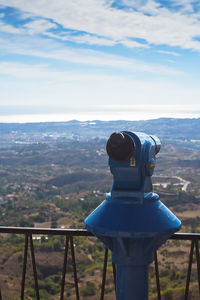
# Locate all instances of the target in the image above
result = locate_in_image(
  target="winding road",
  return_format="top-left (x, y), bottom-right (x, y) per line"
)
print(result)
top-left (154, 175), bottom-right (190, 192)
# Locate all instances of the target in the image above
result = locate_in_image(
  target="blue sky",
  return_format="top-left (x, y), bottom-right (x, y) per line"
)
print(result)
top-left (0, 0), bottom-right (200, 121)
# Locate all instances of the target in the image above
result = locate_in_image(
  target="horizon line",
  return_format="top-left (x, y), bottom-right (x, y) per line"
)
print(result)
top-left (0, 113), bottom-right (199, 124)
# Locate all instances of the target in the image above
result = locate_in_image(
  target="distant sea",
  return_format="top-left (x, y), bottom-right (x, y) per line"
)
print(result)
top-left (0, 105), bottom-right (199, 123)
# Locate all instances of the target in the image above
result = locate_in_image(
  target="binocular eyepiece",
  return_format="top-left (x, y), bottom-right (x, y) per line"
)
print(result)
top-left (106, 131), bottom-right (161, 162)
top-left (106, 132), bottom-right (135, 162)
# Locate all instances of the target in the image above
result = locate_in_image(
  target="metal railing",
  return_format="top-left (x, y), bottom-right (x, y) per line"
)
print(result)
top-left (0, 227), bottom-right (200, 300)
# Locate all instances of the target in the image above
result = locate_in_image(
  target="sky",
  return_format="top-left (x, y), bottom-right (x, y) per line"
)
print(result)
top-left (0, 0), bottom-right (200, 121)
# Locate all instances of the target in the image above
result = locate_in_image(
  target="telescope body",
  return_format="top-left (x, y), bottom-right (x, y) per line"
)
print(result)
top-left (85, 131), bottom-right (181, 300)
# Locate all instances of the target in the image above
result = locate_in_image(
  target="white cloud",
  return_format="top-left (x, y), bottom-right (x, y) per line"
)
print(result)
top-left (0, 0), bottom-right (200, 51)
top-left (23, 19), bottom-right (57, 35)
top-left (117, 0), bottom-right (161, 15)
top-left (0, 61), bottom-right (66, 79)
top-left (156, 50), bottom-right (181, 56)
top-left (45, 31), bottom-right (149, 48)
top-left (120, 39), bottom-right (149, 48)
top-left (167, 0), bottom-right (195, 13)
top-left (0, 21), bottom-right (23, 34)
top-left (168, 59), bottom-right (176, 63)
top-left (45, 31), bottom-right (117, 46)
top-left (133, 0), bottom-right (162, 15)
top-left (0, 35), bottom-right (184, 76)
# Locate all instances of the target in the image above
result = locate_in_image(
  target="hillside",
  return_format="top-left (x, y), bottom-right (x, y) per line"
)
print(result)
top-left (0, 118), bottom-right (200, 145)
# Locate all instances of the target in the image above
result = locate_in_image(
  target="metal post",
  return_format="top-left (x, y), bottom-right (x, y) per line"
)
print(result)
top-left (154, 251), bottom-right (161, 300)
top-left (30, 235), bottom-right (40, 300)
top-left (60, 235), bottom-right (70, 300)
top-left (70, 236), bottom-right (80, 300)
top-left (195, 240), bottom-right (200, 296)
top-left (184, 240), bottom-right (194, 300)
top-left (112, 262), bottom-right (117, 293)
top-left (21, 234), bottom-right (28, 300)
top-left (100, 248), bottom-right (108, 300)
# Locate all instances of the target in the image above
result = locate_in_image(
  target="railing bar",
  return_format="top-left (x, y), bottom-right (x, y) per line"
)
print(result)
top-left (0, 227), bottom-right (94, 236)
top-left (21, 234), bottom-right (28, 300)
top-left (70, 236), bottom-right (80, 300)
top-left (60, 235), bottom-right (70, 300)
top-left (184, 240), bottom-right (195, 300)
top-left (30, 235), bottom-right (40, 300)
top-left (112, 262), bottom-right (116, 293)
top-left (100, 248), bottom-right (108, 300)
top-left (170, 233), bottom-right (200, 240)
top-left (195, 240), bottom-right (200, 296)
top-left (70, 237), bottom-right (80, 300)
top-left (0, 287), bottom-right (2, 300)
top-left (154, 251), bottom-right (161, 300)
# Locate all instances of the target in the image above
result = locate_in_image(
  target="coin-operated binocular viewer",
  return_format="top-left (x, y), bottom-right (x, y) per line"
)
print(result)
top-left (85, 131), bottom-right (181, 300)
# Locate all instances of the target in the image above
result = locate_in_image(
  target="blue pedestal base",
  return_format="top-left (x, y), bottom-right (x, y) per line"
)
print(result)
top-left (116, 264), bottom-right (148, 300)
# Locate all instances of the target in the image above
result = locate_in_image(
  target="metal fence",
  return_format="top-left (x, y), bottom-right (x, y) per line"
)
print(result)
top-left (0, 227), bottom-right (200, 300)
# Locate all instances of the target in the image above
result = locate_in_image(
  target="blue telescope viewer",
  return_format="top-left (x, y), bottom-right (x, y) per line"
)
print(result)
top-left (85, 131), bottom-right (181, 300)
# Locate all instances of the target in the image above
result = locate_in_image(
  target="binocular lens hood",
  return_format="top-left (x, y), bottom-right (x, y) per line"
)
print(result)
top-left (106, 132), bottom-right (135, 162)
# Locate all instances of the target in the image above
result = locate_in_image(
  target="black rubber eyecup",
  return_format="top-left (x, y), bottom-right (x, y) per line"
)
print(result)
top-left (106, 132), bottom-right (135, 162)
